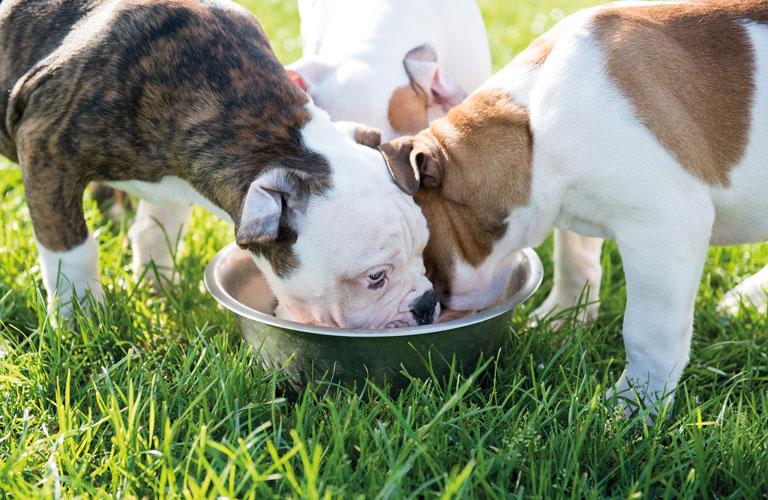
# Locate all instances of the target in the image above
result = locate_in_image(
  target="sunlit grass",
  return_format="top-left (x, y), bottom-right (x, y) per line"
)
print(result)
top-left (1, 1), bottom-right (767, 498)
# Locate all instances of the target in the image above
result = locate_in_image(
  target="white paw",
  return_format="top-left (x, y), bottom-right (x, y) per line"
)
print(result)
top-left (607, 375), bottom-right (675, 424)
top-left (37, 234), bottom-right (103, 321)
top-left (717, 269), bottom-right (768, 315)
top-left (51, 282), bottom-right (104, 323)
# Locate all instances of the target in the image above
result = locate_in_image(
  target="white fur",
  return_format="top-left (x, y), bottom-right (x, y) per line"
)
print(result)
top-left (105, 176), bottom-right (232, 223)
top-left (718, 264), bottom-right (768, 314)
top-left (128, 200), bottom-right (193, 288)
top-left (37, 233), bottom-right (102, 318)
top-left (252, 105), bottom-right (435, 328)
top-left (288, 0), bottom-right (492, 140)
top-left (105, 177), bottom-right (228, 289)
top-left (462, 6), bottom-right (768, 413)
top-left (531, 230), bottom-right (603, 323)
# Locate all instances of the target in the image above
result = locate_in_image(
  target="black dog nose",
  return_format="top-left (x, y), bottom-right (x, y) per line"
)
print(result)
top-left (410, 289), bottom-right (439, 325)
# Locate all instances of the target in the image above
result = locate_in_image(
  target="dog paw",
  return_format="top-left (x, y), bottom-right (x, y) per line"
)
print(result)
top-left (606, 381), bottom-right (674, 426)
top-left (47, 283), bottom-right (105, 327)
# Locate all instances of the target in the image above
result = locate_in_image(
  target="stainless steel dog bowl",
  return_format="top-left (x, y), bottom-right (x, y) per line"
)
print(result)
top-left (205, 242), bottom-right (543, 394)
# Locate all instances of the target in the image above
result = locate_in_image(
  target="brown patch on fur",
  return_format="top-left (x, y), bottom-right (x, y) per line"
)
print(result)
top-left (385, 89), bottom-right (533, 303)
top-left (0, 0), bottom-right (329, 275)
top-left (387, 84), bottom-right (428, 135)
top-left (353, 126), bottom-right (382, 148)
top-left (593, 1), bottom-right (768, 186)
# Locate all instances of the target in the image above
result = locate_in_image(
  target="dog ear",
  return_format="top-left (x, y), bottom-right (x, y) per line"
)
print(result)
top-left (378, 138), bottom-right (419, 195)
top-left (285, 56), bottom-right (332, 93)
top-left (378, 137), bottom-right (444, 195)
top-left (403, 44), bottom-right (467, 112)
top-left (412, 147), bottom-right (442, 189)
top-left (236, 169), bottom-right (307, 247)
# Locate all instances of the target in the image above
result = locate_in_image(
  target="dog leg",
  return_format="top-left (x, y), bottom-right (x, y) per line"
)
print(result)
top-left (36, 233), bottom-right (102, 318)
top-left (23, 173), bottom-right (102, 319)
top-left (718, 264), bottom-right (768, 315)
top-left (128, 200), bottom-right (193, 289)
top-left (610, 211), bottom-right (713, 418)
top-left (533, 229), bottom-right (603, 324)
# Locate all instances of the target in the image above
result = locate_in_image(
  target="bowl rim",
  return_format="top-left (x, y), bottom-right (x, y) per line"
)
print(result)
top-left (204, 242), bottom-right (543, 338)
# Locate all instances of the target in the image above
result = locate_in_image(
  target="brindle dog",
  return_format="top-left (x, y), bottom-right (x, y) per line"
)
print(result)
top-left (0, 0), bottom-right (438, 328)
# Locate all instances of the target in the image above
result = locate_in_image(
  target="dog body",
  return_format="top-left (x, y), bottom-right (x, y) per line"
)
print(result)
top-left (286, 0), bottom-right (492, 141)
top-left (0, 0), bottom-right (438, 328)
top-left (380, 0), bottom-right (768, 410)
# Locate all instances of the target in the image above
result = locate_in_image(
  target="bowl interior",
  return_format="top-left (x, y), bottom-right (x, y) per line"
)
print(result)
top-left (206, 244), bottom-right (543, 335)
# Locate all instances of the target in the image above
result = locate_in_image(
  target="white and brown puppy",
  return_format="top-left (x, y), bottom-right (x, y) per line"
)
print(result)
top-left (380, 0), bottom-right (768, 411)
top-left (285, 0), bottom-right (492, 141)
top-left (0, 0), bottom-right (438, 328)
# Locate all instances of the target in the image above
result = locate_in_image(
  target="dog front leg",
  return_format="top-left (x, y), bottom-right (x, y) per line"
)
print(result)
top-left (128, 200), bottom-right (193, 290)
top-left (610, 212), bottom-right (713, 418)
top-left (23, 173), bottom-right (102, 319)
top-left (533, 229), bottom-right (603, 324)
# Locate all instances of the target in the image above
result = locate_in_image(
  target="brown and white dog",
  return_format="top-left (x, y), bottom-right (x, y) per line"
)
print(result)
top-left (0, 0), bottom-right (439, 328)
top-left (380, 0), bottom-right (768, 412)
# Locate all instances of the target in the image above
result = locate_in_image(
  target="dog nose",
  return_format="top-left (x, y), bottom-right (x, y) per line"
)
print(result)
top-left (410, 289), bottom-right (439, 325)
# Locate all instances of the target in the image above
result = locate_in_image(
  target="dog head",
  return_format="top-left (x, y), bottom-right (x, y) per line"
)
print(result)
top-left (378, 89), bottom-right (537, 312)
top-left (286, 44), bottom-right (467, 142)
top-left (236, 108), bottom-right (437, 328)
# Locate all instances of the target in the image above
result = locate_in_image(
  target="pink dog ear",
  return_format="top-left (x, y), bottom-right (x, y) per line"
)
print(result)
top-left (285, 69), bottom-right (307, 91)
top-left (403, 44), bottom-right (467, 112)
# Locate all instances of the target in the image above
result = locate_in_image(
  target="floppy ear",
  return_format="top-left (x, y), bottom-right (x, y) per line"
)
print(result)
top-left (403, 44), bottom-right (467, 112)
top-left (378, 138), bottom-right (419, 195)
top-left (413, 148), bottom-right (442, 189)
top-left (378, 137), bottom-right (445, 195)
top-left (285, 56), bottom-right (332, 93)
top-left (236, 170), bottom-right (305, 248)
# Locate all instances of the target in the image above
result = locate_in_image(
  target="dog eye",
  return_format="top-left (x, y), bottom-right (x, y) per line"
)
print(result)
top-left (367, 270), bottom-right (386, 289)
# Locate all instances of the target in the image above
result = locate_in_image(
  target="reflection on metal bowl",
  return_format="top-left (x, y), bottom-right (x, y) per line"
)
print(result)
top-left (205, 243), bottom-right (543, 394)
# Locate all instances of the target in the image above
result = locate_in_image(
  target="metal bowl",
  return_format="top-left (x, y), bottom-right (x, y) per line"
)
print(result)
top-left (205, 242), bottom-right (543, 394)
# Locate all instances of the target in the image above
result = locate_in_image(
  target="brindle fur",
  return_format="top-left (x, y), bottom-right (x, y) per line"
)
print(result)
top-left (0, 0), bottom-right (330, 277)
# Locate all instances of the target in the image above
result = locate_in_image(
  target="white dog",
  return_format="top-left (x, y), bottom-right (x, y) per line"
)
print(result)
top-left (379, 0), bottom-right (768, 412)
top-left (286, 0), bottom-right (492, 142)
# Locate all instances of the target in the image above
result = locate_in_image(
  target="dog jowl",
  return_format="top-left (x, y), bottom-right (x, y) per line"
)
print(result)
top-left (0, 0), bottom-right (437, 328)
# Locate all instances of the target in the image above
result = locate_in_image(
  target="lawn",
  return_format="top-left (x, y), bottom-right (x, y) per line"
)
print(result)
top-left (1, 0), bottom-right (767, 498)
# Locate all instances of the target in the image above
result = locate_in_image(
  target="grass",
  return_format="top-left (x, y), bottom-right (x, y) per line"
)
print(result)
top-left (1, 0), bottom-right (767, 498)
